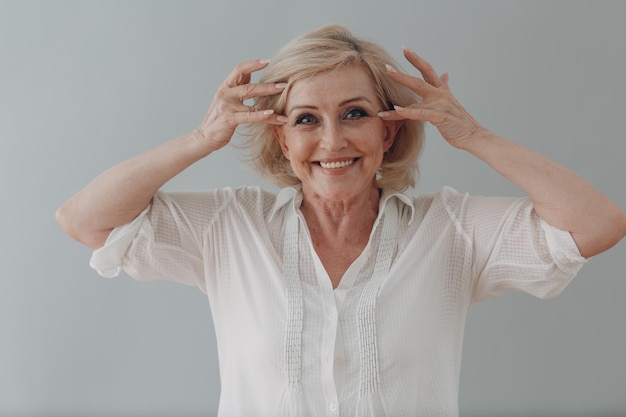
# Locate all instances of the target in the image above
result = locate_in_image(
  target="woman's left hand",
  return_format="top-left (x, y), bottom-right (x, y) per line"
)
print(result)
top-left (379, 47), bottom-right (487, 150)
top-left (381, 48), bottom-right (626, 258)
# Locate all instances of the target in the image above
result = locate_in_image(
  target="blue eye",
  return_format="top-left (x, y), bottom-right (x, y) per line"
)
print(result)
top-left (345, 108), bottom-right (368, 120)
top-left (295, 113), bottom-right (317, 125)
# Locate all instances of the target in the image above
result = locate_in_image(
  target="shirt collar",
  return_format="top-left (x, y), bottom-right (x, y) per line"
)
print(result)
top-left (269, 185), bottom-right (415, 225)
top-left (268, 185), bottom-right (302, 222)
top-left (379, 188), bottom-right (415, 224)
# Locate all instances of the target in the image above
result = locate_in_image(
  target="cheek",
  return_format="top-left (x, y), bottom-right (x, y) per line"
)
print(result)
top-left (355, 128), bottom-right (389, 153)
top-left (352, 119), bottom-right (387, 140)
top-left (283, 133), bottom-right (312, 161)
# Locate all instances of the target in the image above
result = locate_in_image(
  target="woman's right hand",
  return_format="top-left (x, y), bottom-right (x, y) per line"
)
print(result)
top-left (195, 59), bottom-right (288, 152)
top-left (57, 60), bottom-right (288, 249)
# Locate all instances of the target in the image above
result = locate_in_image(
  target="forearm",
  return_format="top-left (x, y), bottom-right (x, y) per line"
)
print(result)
top-left (56, 130), bottom-right (211, 249)
top-left (461, 131), bottom-right (626, 258)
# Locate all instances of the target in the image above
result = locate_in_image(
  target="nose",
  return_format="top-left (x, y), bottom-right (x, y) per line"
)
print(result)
top-left (320, 120), bottom-right (347, 152)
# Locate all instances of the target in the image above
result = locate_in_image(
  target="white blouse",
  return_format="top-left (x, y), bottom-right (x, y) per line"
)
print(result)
top-left (90, 186), bottom-right (586, 417)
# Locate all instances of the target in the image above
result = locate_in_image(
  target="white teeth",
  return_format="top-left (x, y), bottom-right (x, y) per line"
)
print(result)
top-left (319, 159), bottom-right (355, 169)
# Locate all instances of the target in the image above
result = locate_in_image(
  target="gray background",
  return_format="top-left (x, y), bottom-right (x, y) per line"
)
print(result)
top-left (1, 0), bottom-right (625, 416)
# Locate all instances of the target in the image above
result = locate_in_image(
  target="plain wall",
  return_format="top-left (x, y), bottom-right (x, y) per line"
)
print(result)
top-left (1, 1), bottom-right (625, 416)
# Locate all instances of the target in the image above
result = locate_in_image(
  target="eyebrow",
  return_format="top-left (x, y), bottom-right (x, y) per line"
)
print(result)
top-left (287, 96), bottom-right (375, 115)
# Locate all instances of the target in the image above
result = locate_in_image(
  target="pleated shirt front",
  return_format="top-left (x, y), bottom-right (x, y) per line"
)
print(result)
top-left (90, 185), bottom-right (586, 417)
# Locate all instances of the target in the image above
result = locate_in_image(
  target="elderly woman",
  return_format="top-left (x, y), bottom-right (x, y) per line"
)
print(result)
top-left (57, 25), bottom-right (626, 417)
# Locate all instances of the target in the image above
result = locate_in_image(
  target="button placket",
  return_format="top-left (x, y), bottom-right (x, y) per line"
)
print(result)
top-left (282, 206), bottom-right (304, 388)
top-left (320, 293), bottom-right (339, 416)
top-left (328, 310), bottom-right (338, 322)
top-left (355, 199), bottom-right (399, 398)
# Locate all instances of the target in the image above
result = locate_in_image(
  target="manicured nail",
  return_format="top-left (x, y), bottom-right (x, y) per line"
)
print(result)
top-left (402, 45), bottom-right (415, 54)
top-left (275, 83), bottom-right (288, 89)
top-left (276, 115), bottom-right (289, 123)
top-left (259, 59), bottom-right (270, 64)
top-left (262, 109), bottom-right (275, 115)
top-left (385, 64), bottom-right (397, 74)
top-left (378, 111), bottom-right (390, 117)
top-left (394, 105), bottom-right (405, 112)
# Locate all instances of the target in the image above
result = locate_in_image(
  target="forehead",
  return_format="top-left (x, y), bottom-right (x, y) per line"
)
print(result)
top-left (286, 66), bottom-right (378, 107)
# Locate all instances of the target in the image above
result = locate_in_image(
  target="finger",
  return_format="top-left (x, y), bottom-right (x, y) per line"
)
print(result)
top-left (378, 110), bottom-right (410, 121)
top-left (226, 109), bottom-right (290, 126)
top-left (440, 73), bottom-right (450, 89)
top-left (231, 82), bottom-right (287, 101)
top-left (224, 109), bottom-right (277, 126)
top-left (402, 47), bottom-right (442, 88)
top-left (222, 59), bottom-right (270, 88)
top-left (385, 64), bottom-right (435, 96)
top-left (378, 109), bottom-right (424, 121)
top-left (393, 105), bottom-right (444, 124)
top-left (378, 107), bottom-right (441, 124)
top-left (377, 110), bottom-right (405, 121)
top-left (266, 114), bottom-right (289, 125)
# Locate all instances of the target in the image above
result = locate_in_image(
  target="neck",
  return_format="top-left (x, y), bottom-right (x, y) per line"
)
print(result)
top-left (300, 185), bottom-right (381, 227)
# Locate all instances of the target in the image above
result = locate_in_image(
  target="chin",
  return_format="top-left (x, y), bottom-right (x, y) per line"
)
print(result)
top-left (315, 181), bottom-right (374, 201)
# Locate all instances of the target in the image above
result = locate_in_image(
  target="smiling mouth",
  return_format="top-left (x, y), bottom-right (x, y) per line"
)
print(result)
top-left (318, 158), bottom-right (357, 169)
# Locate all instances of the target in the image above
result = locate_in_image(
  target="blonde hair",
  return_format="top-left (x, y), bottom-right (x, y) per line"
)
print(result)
top-left (245, 24), bottom-right (424, 190)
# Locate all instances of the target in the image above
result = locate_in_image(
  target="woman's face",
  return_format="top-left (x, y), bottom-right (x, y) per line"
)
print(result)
top-left (274, 65), bottom-right (399, 204)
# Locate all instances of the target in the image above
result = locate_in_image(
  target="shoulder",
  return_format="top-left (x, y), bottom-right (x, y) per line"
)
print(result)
top-left (151, 185), bottom-right (279, 221)
top-left (229, 185), bottom-right (278, 206)
top-left (403, 186), bottom-right (468, 219)
top-left (405, 186), bottom-right (530, 231)
top-left (207, 185), bottom-right (279, 217)
top-left (230, 186), bottom-right (281, 219)
top-left (412, 186), bottom-right (527, 213)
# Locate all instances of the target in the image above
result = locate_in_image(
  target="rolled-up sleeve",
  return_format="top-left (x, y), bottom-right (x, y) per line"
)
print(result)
top-left (90, 205), bottom-right (150, 278)
top-left (88, 189), bottom-right (232, 292)
top-left (541, 218), bottom-right (587, 278)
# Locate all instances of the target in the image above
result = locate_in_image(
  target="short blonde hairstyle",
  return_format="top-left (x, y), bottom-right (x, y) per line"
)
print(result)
top-left (245, 24), bottom-right (424, 191)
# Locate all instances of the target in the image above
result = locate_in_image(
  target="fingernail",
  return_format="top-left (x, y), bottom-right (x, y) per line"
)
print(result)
top-left (402, 45), bottom-right (415, 54)
top-left (262, 109), bottom-right (275, 115)
top-left (394, 105), bottom-right (405, 112)
top-left (378, 111), bottom-right (390, 117)
top-left (385, 64), bottom-right (397, 74)
top-left (275, 83), bottom-right (288, 89)
top-left (277, 115), bottom-right (289, 123)
top-left (259, 59), bottom-right (270, 64)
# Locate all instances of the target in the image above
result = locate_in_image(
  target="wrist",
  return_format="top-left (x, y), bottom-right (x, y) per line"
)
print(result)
top-left (455, 127), bottom-right (496, 153)
top-left (185, 128), bottom-right (220, 157)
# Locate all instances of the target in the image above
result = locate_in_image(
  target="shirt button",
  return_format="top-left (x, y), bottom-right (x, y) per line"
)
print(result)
top-left (328, 311), bottom-right (338, 322)
top-left (329, 402), bottom-right (338, 412)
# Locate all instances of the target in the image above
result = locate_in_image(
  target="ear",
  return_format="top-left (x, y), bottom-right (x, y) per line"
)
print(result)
top-left (272, 126), bottom-right (290, 159)
top-left (382, 119), bottom-right (402, 152)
